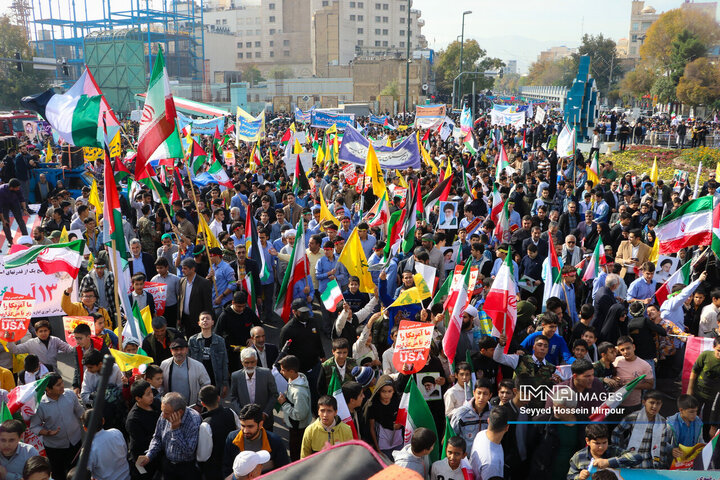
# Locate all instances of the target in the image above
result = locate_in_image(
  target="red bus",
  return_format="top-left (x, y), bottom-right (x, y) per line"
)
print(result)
top-left (0, 111), bottom-right (38, 137)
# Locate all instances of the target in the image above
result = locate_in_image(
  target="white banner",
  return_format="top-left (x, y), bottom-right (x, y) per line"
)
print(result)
top-left (0, 263), bottom-right (75, 317)
top-left (490, 110), bottom-right (525, 128)
top-left (535, 106), bottom-right (546, 124)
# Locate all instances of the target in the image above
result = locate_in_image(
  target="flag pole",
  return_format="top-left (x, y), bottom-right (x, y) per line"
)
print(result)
top-left (109, 239), bottom-right (123, 342)
top-left (143, 166), bottom-right (186, 245)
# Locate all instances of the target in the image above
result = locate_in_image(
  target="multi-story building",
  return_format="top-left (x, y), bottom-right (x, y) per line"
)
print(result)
top-left (537, 46), bottom-right (577, 63)
top-left (503, 60), bottom-right (517, 75)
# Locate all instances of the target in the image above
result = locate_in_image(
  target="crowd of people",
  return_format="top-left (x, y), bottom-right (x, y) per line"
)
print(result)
top-left (0, 105), bottom-right (720, 480)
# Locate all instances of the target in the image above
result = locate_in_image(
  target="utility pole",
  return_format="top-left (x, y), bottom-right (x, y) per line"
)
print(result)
top-left (458, 10), bottom-right (472, 109)
top-left (405, 0), bottom-right (411, 113)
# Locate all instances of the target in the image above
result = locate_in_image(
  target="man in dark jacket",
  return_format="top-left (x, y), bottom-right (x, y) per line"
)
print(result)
top-left (178, 258), bottom-right (214, 336)
top-left (199, 385), bottom-right (239, 480)
top-left (593, 274), bottom-right (620, 336)
top-left (0, 179), bottom-right (29, 244)
top-left (216, 291), bottom-right (260, 372)
top-left (141, 316), bottom-right (182, 364)
top-left (223, 403), bottom-right (289, 477)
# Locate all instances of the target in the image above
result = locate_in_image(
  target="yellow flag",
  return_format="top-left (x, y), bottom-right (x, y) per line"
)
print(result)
top-left (650, 156), bottom-right (659, 184)
top-left (46, 142), bottom-right (53, 162)
top-left (389, 274), bottom-right (431, 308)
top-left (715, 162), bottom-right (720, 181)
top-left (586, 166), bottom-right (599, 186)
top-left (364, 142), bottom-right (386, 197)
top-left (197, 214), bottom-right (221, 249)
top-left (386, 136), bottom-right (392, 147)
top-left (395, 170), bottom-right (409, 188)
top-left (649, 236), bottom-right (659, 263)
top-left (293, 137), bottom-right (303, 154)
top-left (327, 123), bottom-right (337, 136)
top-left (338, 228), bottom-right (375, 293)
top-left (316, 141), bottom-right (325, 167)
top-left (333, 135), bottom-right (339, 160)
top-left (108, 131), bottom-right (122, 158)
top-left (419, 137), bottom-right (438, 175)
top-left (60, 227), bottom-right (69, 243)
top-left (289, 122), bottom-right (296, 133)
top-left (88, 180), bottom-right (103, 222)
top-left (110, 349), bottom-right (154, 372)
top-left (318, 189), bottom-right (340, 229)
top-left (443, 155), bottom-right (452, 179)
top-left (268, 147), bottom-right (275, 164)
top-left (397, 125), bottom-right (409, 131)
top-left (236, 105), bottom-right (254, 121)
top-left (140, 305), bottom-right (153, 335)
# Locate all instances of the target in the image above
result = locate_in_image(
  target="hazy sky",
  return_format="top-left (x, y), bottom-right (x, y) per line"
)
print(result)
top-left (4, 0), bottom-right (717, 73)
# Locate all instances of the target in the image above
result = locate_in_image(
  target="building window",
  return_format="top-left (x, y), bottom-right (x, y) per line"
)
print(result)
top-left (237, 52), bottom-right (243, 58)
top-left (382, 40), bottom-right (388, 46)
top-left (375, 28), bottom-right (381, 34)
top-left (246, 42), bottom-right (252, 47)
top-left (632, 22), bottom-right (639, 31)
top-left (375, 3), bottom-right (381, 8)
top-left (255, 52), bottom-right (261, 58)
top-left (270, 51), bottom-right (274, 57)
top-left (322, 0), bottom-right (328, 5)
top-left (350, 1), bottom-right (355, 6)
top-left (269, 16), bottom-right (275, 22)
top-left (358, 2), bottom-right (363, 7)
top-left (269, 2), bottom-right (275, 9)
top-left (246, 29), bottom-right (253, 34)
top-left (350, 14), bottom-right (356, 20)
top-left (400, 4), bottom-right (405, 10)
top-left (283, 39), bottom-right (290, 46)
top-left (399, 29), bottom-right (404, 36)
top-left (382, 16), bottom-right (388, 23)
top-left (215, 19), bottom-right (220, 25)
top-left (357, 14), bottom-right (363, 20)
top-left (269, 28), bottom-right (275, 34)
top-left (400, 41), bottom-right (404, 48)
top-left (269, 40), bottom-right (274, 46)
top-left (382, 3), bottom-right (388, 9)
top-left (358, 39), bottom-right (363, 46)
top-left (631, 34), bottom-right (638, 42)
top-left (255, 29), bottom-right (261, 35)
top-left (375, 15), bottom-right (381, 22)
top-left (357, 27), bottom-right (363, 34)
top-left (400, 17), bottom-right (405, 23)
top-left (284, 50), bottom-right (290, 56)
top-left (382, 28), bottom-right (388, 35)
top-left (222, 18), bottom-right (227, 24)
top-left (237, 42), bottom-right (242, 48)
top-left (375, 40), bottom-right (380, 46)
top-left (255, 41), bottom-right (261, 47)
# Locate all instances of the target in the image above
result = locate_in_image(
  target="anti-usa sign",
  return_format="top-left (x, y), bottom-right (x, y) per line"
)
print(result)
top-left (338, 125), bottom-right (421, 170)
top-left (310, 110), bottom-right (355, 130)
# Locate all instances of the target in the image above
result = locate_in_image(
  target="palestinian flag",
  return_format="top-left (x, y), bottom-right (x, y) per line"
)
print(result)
top-left (7, 376), bottom-right (51, 417)
top-left (442, 260), bottom-right (472, 365)
top-left (365, 191), bottom-right (390, 229)
top-left (113, 158), bottom-right (132, 185)
top-left (20, 68), bottom-right (120, 147)
top-left (135, 47), bottom-right (183, 170)
top-left (589, 375), bottom-right (646, 422)
top-left (699, 431), bottom-right (720, 470)
top-left (396, 376), bottom-right (440, 463)
top-left (655, 259), bottom-right (692, 306)
top-left (280, 128), bottom-right (292, 145)
top-left (712, 196), bottom-right (720, 259)
top-left (123, 301), bottom-right (152, 347)
top-left (656, 196), bottom-right (712, 254)
top-left (172, 167), bottom-right (187, 201)
top-left (275, 219), bottom-right (309, 321)
top-left (582, 239), bottom-right (606, 282)
top-left (212, 126), bottom-right (224, 159)
top-left (293, 154), bottom-right (311, 194)
top-left (245, 204), bottom-right (271, 283)
top-left (328, 368), bottom-right (358, 439)
top-left (485, 249), bottom-right (518, 353)
top-left (208, 160), bottom-right (233, 189)
top-left (463, 131), bottom-right (477, 155)
top-left (384, 209), bottom-right (406, 259)
top-left (493, 200), bottom-right (510, 244)
top-left (431, 270), bottom-right (453, 306)
top-left (423, 174), bottom-right (452, 223)
top-left (542, 234), bottom-right (563, 309)
top-left (496, 143), bottom-right (511, 179)
top-left (188, 138), bottom-right (208, 174)
top-left (102, 147), bottom-right (129, 260)
top-left (321, 279), bottom-right (344, 313)
top-left (4, 240), bottom-right (85, 278)
top-left (461, 161), bottom-right (472, 194)
top-left (401, 182), bottom-right (419, 254)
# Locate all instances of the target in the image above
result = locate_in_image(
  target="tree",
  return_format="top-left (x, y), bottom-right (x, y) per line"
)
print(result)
top-left (241, 64), bottom-right (265, 86)
top-left (434, 39), bottom-right (504, 97)
top-left (571, 34), bottom-right (622, 94)
top-left (651, 75), bottom-right (677, 103)
top-left (640, 8), bottom-right (720, 68)
top-left (379, 79), bottom-right (400, 100)
top-left (0, 16), bottom-right (50, 109)
top-left (525, 57), bottom-right (575, 87)
top-left (676, 57), bottom-right (720, 107)
top-left (668, 29), bottom-right (707, 84)
top-left (619, 66), bottom-right (656, 100)
top-left (494, 73), bottom-right (522, 95)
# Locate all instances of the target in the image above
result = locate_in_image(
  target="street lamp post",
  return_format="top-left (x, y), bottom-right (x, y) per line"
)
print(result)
top-left (457, 10), bottom-right (472, 109)
top-left (404, 0), bottom-right (411, 113)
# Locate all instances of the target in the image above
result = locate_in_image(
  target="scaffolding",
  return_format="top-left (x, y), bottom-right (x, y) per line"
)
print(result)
top-left (29, 0), bottom-right (205, 93)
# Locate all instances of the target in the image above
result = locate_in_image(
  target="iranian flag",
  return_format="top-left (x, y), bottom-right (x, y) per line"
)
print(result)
top-left (589, 375), bottom-right (645, 422)
top-left (103, 150), bottom-right (128, 258)
top-left (582, 239), bottom-right (606, 282)
top-left (321, 279), bottom-right (344, 312)
top-left (655, 259), bottom-right (692, 306)
top-left (493, 200), bottom-right (510, 244)
top-left (4, 240), bottom-right (85, 278)
top-left (396, 376), bottom-right (440, 462)
top-left (442, 261), bottom-right (472, 365)
top-left (485, 249), bottom-right (517, 353)
top-left (656, 196), bottom-right (712, 254)
top-left (365, 191), bottom-right (390, 230)
top-left (490, 184), bottom-right (503, 224)
top-left (542, 234), bottom-right (563, 309)
top-left (250, 143), bottom-right (262, 168)
top-left (208, 160), bottom-right (233, 189)
top-left (401, 182), bottom-right (420, 254)
top-left (328, 368), bottom-right (358, 439)
top-left (275, 219), bottom-right (309, 321)
top-left (124, 301), bottom-right (152, 346)
top-left (245, 204), bottom-right (271, 283)
top-left (712, 196), bottom-right (720, 259)
top-left (7, 375), bottom-right (51, 419)
top-left (20, 68), bottom-right (120, 147)
top-left (136, 47), bottom-right (183, 172)
top-left (423, 174), bottom-right (452, 222)
top-left (188, 138), bottom-right (208, 174)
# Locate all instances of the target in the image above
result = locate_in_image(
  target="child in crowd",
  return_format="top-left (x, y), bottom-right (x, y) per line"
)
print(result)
top-left (363, 374), bottom-right (402, 457)
top-left (300, 395), bottom-right (353, 458)
top-left (17, 354), bottom-right (48, 386)
top-left (393, 427), bottom-right (436, 479)
top-left (667, 394), bottom-right (703, 458)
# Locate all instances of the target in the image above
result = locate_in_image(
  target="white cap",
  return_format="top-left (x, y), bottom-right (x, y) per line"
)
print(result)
top-left (17, 235), bottom-right (32, 246)
top-left (233, 450), bottom-right (270, 477)
top-left (283, 229), bottom-right (297, 239)
top-left (465, 305), bottom-right (478, 318)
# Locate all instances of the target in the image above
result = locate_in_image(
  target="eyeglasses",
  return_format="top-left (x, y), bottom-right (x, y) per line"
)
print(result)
top-left (567, 241), bottom-right (576, 244)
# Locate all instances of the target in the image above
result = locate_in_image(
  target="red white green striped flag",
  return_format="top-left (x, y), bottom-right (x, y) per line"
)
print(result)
top-left (7, 375), bottom-right (51, 418)
top-left (442, 261), bottom-right (472, 366)
top-left (384, 209), bottom-right (405, 260)
top-left (188, 138), bottom-right (208, 174)
top-left (490, 184), bottom-right (503, 225)
top-left (396, 376), bottom-right (440, 462)
top-left (656, 196), bottom-right (713, 254)
top-left (700, 431), bottom-right (719, 470)
top-left (245, 204), bottom-right (271, 283)
top-left (365, 190), bottom-right (390, 229)
top-left (655, 259), bottom-right (692, 306)
top-left (321, 279), bottom-right (343, 312)
top-left (328, 368), bottom-right (358, 439)
top-left (207, 160), bottom-right (233, 189)
top-left (582, 239), bottom-right (606, 282)
top-left (485, 249), bottom-right (517, 353)
top-left (712, 196), bottom-right (720, 259)
top-left (4, 240), bottom-right (85, 278)
top-left (401, 182), bottom-right (419, 254)
top-left (542, 234), bottom-right (563, 308)
top-left (275, 219), bottom-right (309, 321)
top-left (493, 200), bottom-right (510, 244)
top-left (589, 375), bottom-right (645, 422)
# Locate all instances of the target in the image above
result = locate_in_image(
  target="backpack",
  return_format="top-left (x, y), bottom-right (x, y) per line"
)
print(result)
top-left (196, 421), bottom-right (213, 462)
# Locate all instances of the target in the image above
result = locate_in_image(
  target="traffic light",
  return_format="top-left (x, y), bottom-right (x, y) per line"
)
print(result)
top-left (61, 57), bottom-right (69, 76)
top-left (14, 52), bottom-right (22, 72)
